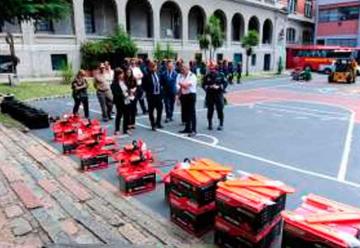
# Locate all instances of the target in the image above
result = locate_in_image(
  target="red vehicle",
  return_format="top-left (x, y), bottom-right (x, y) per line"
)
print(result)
top-left (286, 45), bottom-right (353, 73)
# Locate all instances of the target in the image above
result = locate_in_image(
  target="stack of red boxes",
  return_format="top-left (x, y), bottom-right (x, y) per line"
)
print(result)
top-left (52, 114), bottom-right (119, 170)
top-left (215, 174), bottom-right (295, 248)
top-left (115, 140), bottom-right (156, 196)
top-left (282, 194), bottom-right (360, 248)
top-left (168, 158), bottom-right (232, 236)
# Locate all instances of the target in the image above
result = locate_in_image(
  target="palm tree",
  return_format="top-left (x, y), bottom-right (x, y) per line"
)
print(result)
top-left (198, 15), bottom-right (224, 61)
top-left (241, 30), bottom-right (259, 76)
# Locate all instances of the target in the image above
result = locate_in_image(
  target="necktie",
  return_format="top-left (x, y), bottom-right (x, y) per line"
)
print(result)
top-left (153, 74), bottom-right (159, 95)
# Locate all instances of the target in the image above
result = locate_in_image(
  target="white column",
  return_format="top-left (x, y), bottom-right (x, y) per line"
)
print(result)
top-left (226, 17), bottom-right (232, 47)
top-left (114, 0), bottom-right (126, 28)
top-left (182, 9), bottom-right (189, 46)
top-left (153, 3), bottom-right (161, 44)
top-left (72, 0), bottom-right (86, 43)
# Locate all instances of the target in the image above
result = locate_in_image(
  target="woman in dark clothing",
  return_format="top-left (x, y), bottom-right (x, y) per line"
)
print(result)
top-left (72, 70), bottom-right (89, 118)
top-left (125, 67), bottom-right (137, 130)
top-left (111, 68), bottom-right (131, 135)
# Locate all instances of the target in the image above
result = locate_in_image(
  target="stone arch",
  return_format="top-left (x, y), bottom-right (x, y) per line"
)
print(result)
top-left (262, 19), bottom-right (273, 44)
top-left (84, 0), bottom-right (117, 35)
top-left (214, 9), bottom-right (227, 35)
top-left (188, 5), bottom-right (206, 40)
top-left (160, 1), bottom-right (182, 39)
top-left (231, 13), bottom-right (245, 41)
top-left (126, 0), bottom-right (153, 38)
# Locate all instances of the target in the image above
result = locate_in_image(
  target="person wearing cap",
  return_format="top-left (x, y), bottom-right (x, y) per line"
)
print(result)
top-left (71, 70), bottom-right (89, 119)
top-left (94, 63), bottom-right (113, 122)
top-left (143, 61), bottom-right (164, 131)
top-left (202, 62), bottom-right (227, 131)
top-left (177, 64), bottom-right (197, 137)
top-left (162, 60), bottom-right (178, 123)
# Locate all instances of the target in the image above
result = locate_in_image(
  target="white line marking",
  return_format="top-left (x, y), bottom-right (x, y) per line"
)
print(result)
top-left (337, 110), bottom-right (356, 181)
top-left (262, 102), bottom-right (349, 116)
top-left (195, 134), bottom-right (219, 146)
top-left (255, 104), bottom-right (347, 120)
top-left (135, 122), bottom-right (360, 189)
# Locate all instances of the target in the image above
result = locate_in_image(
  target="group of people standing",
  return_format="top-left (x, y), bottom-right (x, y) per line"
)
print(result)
top-left (71, 58), bottom-right (230, 137)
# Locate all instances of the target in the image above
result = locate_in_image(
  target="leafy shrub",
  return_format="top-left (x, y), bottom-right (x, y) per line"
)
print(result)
top-left (81, 26), bottom-right (138, 70)
top-left (60, 62), bottom-right (73, 84)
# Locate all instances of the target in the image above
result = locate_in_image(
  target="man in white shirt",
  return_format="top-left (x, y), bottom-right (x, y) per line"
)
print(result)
top-left (131, 59), bottom-right (148, 115)
top-left (104, 61), bottom-right (114, 86)
top-left (176, 64), bottom-right (197, 137)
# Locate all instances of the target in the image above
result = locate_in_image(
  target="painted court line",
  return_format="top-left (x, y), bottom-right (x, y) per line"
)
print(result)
top-left (135, 122), bottom-right (360, 189)
top-left (338, 110), bottom-right (355, 181)
top-left (262, 102), bottom-right (349, 117)
top-left (255, 104), bottom-right (347, 120)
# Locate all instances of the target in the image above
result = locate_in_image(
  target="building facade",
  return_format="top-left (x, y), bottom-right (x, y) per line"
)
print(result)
top-left (315, 0), bottom-right (360, 47)
top-left (0, 0), bottom-right (314, 78)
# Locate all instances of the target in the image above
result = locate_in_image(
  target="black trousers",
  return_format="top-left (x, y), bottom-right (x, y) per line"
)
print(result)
top-left (180, 95), bottom-right (186, 123)
top-left (182, 93), bottom-right (197, 133)
top-left (73, 96), bottom-right (89, 118)
top-left (114, 102), bottom-right (130, 133)
top-left (135, 89), bottom-right (147, 114)
top-left (129, 100), bottom-right (136, 126)
top-left (164, 92), bottom-right (176, 119)
top-left (147, 95), bottom-right (163, 127)
top-left (206, 93), bottom-right (224, 126)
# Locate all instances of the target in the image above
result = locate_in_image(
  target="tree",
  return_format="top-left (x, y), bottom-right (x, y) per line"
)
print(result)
top-left (0, 0), bottom-right (70, 84)
top-left (198, 34), bottom-right (210, 62)
top-left (198, 15), bottom-right (224, 61)
top-left (81, 26), bottom-right (138, 70)
top-left (241, 30), bottom-right (259, 76)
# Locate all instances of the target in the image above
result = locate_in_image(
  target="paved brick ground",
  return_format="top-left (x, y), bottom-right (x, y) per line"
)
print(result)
top-left (0, 125), bottom-right (204, 247)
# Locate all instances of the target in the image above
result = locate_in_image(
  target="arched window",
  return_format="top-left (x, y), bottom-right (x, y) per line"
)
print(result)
top-left (188, 6), bottom-right (206, 40)
top-left (126, 0), bottom-right (153, 38)
top-left (262, 19), bottom-right (273, 44)
top-left (160, 1), bottom-right (182, 39)
top-left (232, 13), bottom-right (245, 41)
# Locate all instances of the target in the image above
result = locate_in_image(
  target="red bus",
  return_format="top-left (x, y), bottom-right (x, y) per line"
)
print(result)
top-left (286, 45), bottom-right (353, 73)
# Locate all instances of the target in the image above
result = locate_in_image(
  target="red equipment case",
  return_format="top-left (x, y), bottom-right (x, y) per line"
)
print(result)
top-left (169, 158), bottom-right (231, 207)
top-left (216, 174), bottom-right (294, 235)
top-left (214, 215), bottom-right (282, 248)
top-left (169, 193), bottom-right (217, 237)
top-left (116, 140), bottom-right (156, 196)
top-left (282, 194), bottom-right (360, 248)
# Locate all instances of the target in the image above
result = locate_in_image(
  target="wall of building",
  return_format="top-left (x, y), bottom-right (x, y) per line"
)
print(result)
top-left (0, 0), bottom-right (313, 78)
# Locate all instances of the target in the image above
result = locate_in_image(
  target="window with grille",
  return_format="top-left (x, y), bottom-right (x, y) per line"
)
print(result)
top-left (286, 28), bottom-right (296, 43)
top-left (288, 0), bottom-right (297, 13)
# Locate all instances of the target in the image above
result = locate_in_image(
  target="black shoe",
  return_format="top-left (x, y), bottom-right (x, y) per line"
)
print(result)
top-left (188, 132), bottom-right (197, 137)
top-left (102, 118), bottom-right (109, 122)
top-left (217, 125), bottom-right (223, 131)
top-left (208, 125), bottom-right (213, 131)
top-left (178, 129), bottom-right (190, 134)
top-left (151, 126), bottom-right (157, 131)
top-left (157, 124), bottom-right (164, 129)
top-left (109, 116), bottom-right (113, 120)
top-left (165, 119), bottom-right (170, 123)
top-left (169, 118), bottom-right (174, 122)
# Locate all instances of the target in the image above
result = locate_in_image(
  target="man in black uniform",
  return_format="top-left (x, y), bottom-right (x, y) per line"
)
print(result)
top-left (202, 62), bottom-right (227, 131)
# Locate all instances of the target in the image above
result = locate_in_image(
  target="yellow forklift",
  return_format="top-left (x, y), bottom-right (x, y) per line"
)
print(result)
top-left (328, 59), bottom-right (357, 84)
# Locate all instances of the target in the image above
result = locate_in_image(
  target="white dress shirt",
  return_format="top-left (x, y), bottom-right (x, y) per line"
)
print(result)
top-left (176, 72), bottom-right (197, 95)
top-left (132, 66), bottom-right (144, 86)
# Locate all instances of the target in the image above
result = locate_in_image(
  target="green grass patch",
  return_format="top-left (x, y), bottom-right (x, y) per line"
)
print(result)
top-left (0, 80), bottom-right (95, 101)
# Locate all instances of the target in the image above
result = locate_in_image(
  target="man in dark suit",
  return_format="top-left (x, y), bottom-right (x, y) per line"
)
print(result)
top-left (143, 61), bottom-right (164, 131)
top-left (162, 60), bottom-right (178, 123)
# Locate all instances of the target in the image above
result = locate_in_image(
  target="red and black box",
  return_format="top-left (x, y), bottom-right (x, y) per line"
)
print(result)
top-left (118, 165), bottom-right (156, 196)
top-left (214, 215), bottom-right (282, 248)
top-left (169, 193), bottom-right (217, 237)
top-left (282, 194), bottom-right (360, 248)
top-left (169, 159), bottom-right (230, 207)
top-left (216, 174), bottom-right (293, 235)
top-left (80, 154), bottom-right (109, 171)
